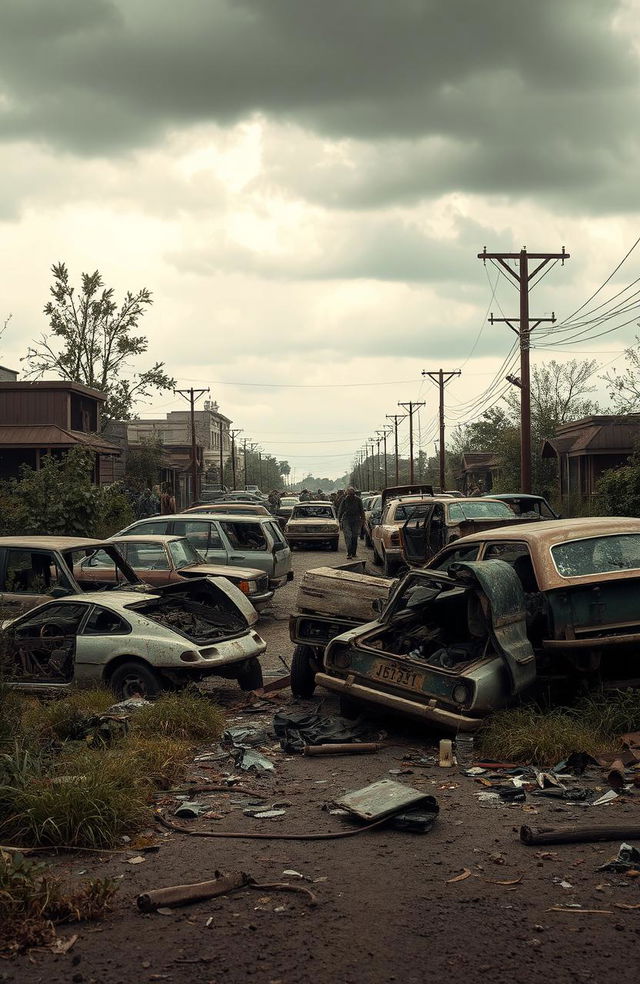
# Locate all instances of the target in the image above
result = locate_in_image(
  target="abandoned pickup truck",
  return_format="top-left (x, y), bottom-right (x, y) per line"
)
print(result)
top-left (291, 518), bottom-right (640, 729)
top-left (2, 578), bottom-right (267, 698)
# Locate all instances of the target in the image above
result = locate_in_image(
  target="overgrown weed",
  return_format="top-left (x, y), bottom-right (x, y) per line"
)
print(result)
top-left (0, 849), bottom-right (118, 954)
top-left (133, 690), bottom-right (225, 742)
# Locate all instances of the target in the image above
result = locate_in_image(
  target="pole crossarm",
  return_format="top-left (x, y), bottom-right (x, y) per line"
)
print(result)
top-left (477, 247), bottom-right (570, 493)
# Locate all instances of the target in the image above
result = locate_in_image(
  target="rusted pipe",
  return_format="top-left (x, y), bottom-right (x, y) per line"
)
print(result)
top-left (302, 742), bottom-right (382, 756)
top-left (521, 824), bottom-right (640, 846)
top-left (606, 760), bottom-right (627, 792)
top-left (137, 871), bottom-right (251, 912)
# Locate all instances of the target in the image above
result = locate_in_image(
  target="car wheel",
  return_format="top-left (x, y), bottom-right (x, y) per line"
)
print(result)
top-left (109, 661), bottom-right (162, 700)
top-left (236, 657), bottom-right (264, 691)
top-left (329, 539), bottom-right (339, 551)
top-left (372, 544), bottom-right (382, 567)
top-left (291, 644), bottom-right (317, 698)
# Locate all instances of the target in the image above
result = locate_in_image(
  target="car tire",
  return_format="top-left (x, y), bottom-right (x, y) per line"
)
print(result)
top-left (372, 544), bottom-right (382, 567)
top-left (291, 644), bottom-right (317, 698)
top-left (382, 551), bottom-right (396, 577)
top-left (236, 657), bottom-right (264, 691)
top-left (329, 539), bottom-right (339, 551)
top-left (109, 661), bottom-right (162, 700)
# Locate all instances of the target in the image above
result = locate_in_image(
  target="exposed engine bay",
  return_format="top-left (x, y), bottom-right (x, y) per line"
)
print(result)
top-left (362, 579), bottom-right (492, 671)
top-left (133, 596), bottom-right (246, 644)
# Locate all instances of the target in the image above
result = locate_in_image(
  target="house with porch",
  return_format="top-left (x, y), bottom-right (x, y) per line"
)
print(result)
top-left (541, 414), bottom-right (640, 499)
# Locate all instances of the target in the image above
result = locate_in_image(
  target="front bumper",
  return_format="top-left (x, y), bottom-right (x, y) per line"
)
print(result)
top-left (314, 672), bottom-right (483, 732)
top-left (287, 532), bottom-right (339, 542)
top-left (248, 589), bottom-right (275, 609)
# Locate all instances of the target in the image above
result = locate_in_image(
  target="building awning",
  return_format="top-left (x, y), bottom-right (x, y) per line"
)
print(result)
top-left (0, 424), bottom-right (121, 456)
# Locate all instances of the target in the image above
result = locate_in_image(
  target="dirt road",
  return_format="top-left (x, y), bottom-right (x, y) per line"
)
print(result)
top-left (11, 540), bottom-right (640, 984)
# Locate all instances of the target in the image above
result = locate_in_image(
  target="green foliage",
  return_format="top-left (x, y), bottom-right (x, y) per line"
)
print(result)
top-left (23, 262), bottom-right (175, 422)
top-left (0, 849), bottom-right (118, 954)
top-left (595, 455), bottom-right (640, 516)
top-left (125, 437), bottom-right (164, 490)
top-left (20, 689), bottom-right (116, 743)
top-left (0, 447), bottom-right (133, 538)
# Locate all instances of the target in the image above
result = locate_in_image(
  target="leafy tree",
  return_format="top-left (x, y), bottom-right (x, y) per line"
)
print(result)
top-left (23, 262), bottom-right (175, 422)
top-left (602, 335), bottom-right (640, 412)
top-left (125, 438), bottom-right (164, 491)
top-left (596, 453), bottom-right (640, 516)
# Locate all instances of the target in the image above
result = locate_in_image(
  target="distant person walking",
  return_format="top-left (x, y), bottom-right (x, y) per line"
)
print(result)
top-left (337, 487), bottom-right (365, 559)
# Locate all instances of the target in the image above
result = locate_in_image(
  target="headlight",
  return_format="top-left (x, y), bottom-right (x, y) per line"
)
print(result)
top-left (452, 683), bottom-right (470, 705)
top-left (237, 579), bottom-right (258, 594)
top-left (331, 646), bottom-right (352, 670)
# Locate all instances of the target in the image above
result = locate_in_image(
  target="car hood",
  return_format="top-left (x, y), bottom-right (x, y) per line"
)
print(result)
top-left (179, 563), bottom-right (266, 581)
top-left (145, 576), bottom-right (258, 626)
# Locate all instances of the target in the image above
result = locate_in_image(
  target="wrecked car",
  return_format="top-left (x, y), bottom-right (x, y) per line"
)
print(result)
top-left (88, 534), bottom-right (275, 610)
top-left (285, 502), bottom-right (340, 551)
top-left (292, 517), bottom-right (640, 728)
top-left (0, 536), bottom-right (142, 616)
top-left (371, 488), bottom-right (524, 576)
top-left (1, 578), bottom-right (267, 698)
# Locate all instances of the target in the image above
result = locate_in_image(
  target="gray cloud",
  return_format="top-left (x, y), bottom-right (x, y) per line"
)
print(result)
top-left (0, 0), bottom-right (637, 208)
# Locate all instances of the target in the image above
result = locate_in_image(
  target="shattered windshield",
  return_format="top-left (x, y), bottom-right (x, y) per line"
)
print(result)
top-left (168, 538), bottom-right (202, 569)
top-left (292, 505), bottom-right (335, 519)
top-left (393, 502), bottom-right (432, 521)
top-left (387, 572), bottom-right (453, 618)
top-left (551, 534), bottom-right (640, 578)
top-left (448, 501), bottom-right (513, 521)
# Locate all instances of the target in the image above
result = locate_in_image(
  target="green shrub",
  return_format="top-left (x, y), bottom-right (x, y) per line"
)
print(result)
top-left (20, 688), bottom-right (116, 742)
top-left (133, 691), bottom-right (225, 743)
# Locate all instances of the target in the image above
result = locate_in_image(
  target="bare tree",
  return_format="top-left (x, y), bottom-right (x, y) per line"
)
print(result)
top-left (23, 263), bottom-right (175, 422)
top-left (602, 335), bottom-right (640, 412)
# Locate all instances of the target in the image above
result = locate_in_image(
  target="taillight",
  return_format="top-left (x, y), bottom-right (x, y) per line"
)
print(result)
top-left (390, 531), bottom-right (400, 545)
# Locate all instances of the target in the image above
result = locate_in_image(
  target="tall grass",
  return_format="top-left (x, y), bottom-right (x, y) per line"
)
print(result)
top-left (133, 691), bottom-right (226, 742)
top-left (478, 689), bottom-right (640, 765)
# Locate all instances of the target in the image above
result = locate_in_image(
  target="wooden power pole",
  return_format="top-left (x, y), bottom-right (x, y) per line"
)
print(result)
top-left (397, 402), bottom-right (426, 484)
top-left (176, 386), bottom-right (209, 504)
top-left (422, 370), bottom-right (461, 492)
top-left (478, 247), bottom-right (569, 493)
top-left (230, 429), bottom-right (242, 490)
top-left (386, 414), bottom-right (406, 485)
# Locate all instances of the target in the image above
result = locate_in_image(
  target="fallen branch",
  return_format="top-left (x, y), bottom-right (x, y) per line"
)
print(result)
top-left (171, 785), bottom-right (268, 798)
top-left (137, 871), bottom-right (251, 912)
top-left (521, 824), bottom-right (640, 846)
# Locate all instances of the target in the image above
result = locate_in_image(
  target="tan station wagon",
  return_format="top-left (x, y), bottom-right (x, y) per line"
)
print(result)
top-left (285, 502), bottom-right (340, 551)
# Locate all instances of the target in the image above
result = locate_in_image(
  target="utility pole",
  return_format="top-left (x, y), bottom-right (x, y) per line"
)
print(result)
top-left (242, 439), bottom-right (258, 488)
top-left (373, 435), bottom-right (382, 489)
top-left (230, 428), bottom-right (242, 490)
top-left (386, 414), bottom-right (406, 485)
top-left (478, 247), bottom-right (569, 493)
top-left (218, 420), bottom-right (224, 487)
top-left (422, 370), bottom-right (461, 492)
top-left (397, 402), bottom-right (426, 484)
top-left (376, 428), bottom-right (390, 489)
top-left (176, 387), bottom-right (209, 504)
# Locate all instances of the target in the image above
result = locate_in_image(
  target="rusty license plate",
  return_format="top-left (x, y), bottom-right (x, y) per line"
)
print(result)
top-left (370, 658), bottom-right (425, 693)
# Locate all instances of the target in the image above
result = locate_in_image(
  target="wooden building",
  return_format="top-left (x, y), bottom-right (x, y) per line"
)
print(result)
top-left (541, 414), bottom-right (640, 498)
top-left (0, 380), bottom-right (121, 482)
top-left (458, 452), bottom-right (500, 494)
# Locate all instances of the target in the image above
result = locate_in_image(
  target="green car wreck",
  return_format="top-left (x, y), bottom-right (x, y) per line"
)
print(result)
top-left (315, 560), bottom-right (535, 732)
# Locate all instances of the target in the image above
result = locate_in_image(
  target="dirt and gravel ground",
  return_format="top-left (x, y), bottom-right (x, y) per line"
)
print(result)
top-left (8, 538), bottom-right (640, 984)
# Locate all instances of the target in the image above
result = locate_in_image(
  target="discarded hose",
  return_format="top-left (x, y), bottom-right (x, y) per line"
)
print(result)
top-left (249, 882), bottom-right (318, 904)
top-left (171, 784), bottom-right (268, 798)
top-left (521, 823), bottom-right (640, 846)
top-left (156, 811), bottom-right (390, 841)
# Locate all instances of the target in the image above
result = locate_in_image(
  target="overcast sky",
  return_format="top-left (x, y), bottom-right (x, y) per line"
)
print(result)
top-left (1, 0), bottom-right (640, 481)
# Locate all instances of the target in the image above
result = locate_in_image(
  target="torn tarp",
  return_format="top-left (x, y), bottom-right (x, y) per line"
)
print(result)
top-left (273, 709), bottom-right (372, 753)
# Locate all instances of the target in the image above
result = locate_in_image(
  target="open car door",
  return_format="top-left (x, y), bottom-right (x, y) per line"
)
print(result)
top-left (400, 509), bottom-right (435, 567)
top-left (450, 560), bottom-right (536, 696)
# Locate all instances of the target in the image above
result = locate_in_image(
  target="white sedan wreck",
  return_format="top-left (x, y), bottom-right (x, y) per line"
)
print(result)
top-left (1, 578), bottom-right (266, 698)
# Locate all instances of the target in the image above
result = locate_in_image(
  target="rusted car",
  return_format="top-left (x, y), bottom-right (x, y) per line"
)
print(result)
top-left (0, 536), bottom-right (141, 617)
top-left (285, 502), bottom-right (340, 551)
top-left (80, 535), bottom-right (275, 610)
top-left (484, 493), bottom-right (559, 520)
top-left (294, 517), bottom-right (640, 728)
top-left (2, 578), bottom-right (266, 698)
top-left (372, 492), bottom-right (519, 576)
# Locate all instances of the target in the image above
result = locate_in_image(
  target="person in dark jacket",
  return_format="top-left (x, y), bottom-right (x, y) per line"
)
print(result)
top-left (337, 487), bottom-right (365, 559)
